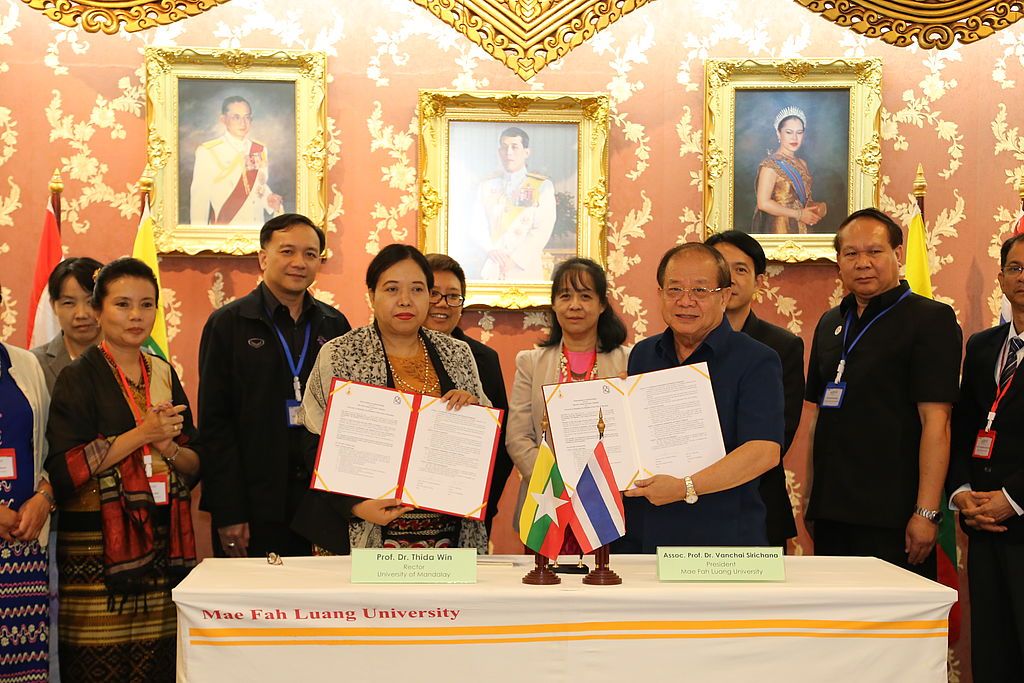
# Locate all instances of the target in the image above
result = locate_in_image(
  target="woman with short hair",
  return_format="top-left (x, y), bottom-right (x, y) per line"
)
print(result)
top-left (293, 244), bottom-right (489, 554)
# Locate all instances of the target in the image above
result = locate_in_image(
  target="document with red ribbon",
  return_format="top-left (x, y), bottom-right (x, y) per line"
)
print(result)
top-left (311, 378), bottom-right (503, 520)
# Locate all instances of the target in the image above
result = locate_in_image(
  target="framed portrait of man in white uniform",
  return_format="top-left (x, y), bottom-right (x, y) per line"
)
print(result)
top-left (417, 90), bottom-right (610, 309)
top-left (144, 47), bottom-right (327, 255)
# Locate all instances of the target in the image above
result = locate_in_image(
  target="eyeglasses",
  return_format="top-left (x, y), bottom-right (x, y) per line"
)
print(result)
top-left (661, 286), bottom-right (729, 302)
top-left (1002, 265), bottom-right (1024, 277)
top-left (429, 291), bottom-right (465, 307)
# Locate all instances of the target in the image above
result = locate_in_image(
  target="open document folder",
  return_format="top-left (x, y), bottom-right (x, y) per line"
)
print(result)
top-left (542, 362), bottom-right (726, 492)
top-left (311, 378), bottom-right (503, 519)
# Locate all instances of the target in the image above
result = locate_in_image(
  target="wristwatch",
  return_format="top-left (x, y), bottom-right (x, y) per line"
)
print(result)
top-left (683, 476), bottom-right (698, 505)
top-left (914, 505), bottom-right (941, 524)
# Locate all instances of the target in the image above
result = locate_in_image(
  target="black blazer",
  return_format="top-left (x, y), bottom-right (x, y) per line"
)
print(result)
top-left (452, 327), bottom-right (512, 534)
top-left (741, 311), bottom-right (804, 544)
top-left (950, 323), bottom-right (1024, 541)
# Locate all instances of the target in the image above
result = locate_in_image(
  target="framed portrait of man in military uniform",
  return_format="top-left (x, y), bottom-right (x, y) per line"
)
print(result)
top-left (417, 90), bottom-right (610, 308)
top-left (144, 47), bottom-right (327, 255)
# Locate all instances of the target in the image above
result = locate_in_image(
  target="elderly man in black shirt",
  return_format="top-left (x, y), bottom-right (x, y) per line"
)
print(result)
top-left (805, 208), bottom-right (962, 578)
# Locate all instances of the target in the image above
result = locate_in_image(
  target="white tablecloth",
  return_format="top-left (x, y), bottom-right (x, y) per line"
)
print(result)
top-left (173, 554), bottom-right (955, 682)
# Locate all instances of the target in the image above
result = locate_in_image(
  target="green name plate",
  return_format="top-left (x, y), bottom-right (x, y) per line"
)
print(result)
top-left (656, 547), bottom-right (785, 582)
top-left (350, 548), bottom-right (477, 584)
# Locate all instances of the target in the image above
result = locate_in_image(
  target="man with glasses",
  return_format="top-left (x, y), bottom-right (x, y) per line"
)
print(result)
top-left (190, 95), bottom-right (284, 226)
top-left (805, 208), bottom-right (962, 578)
top-left (423, 253), bottom-right (512, 534)
top-left (615, 243), bottom-right (784, 551)
top-left (949, 233), bottom-right (1024, 682)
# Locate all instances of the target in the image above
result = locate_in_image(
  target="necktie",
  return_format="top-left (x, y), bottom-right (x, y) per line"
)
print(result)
top-left (999, 336), bottom-right (1024, 389)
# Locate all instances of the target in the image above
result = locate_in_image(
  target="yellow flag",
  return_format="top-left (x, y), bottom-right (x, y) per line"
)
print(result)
top-left (905, 209), bottom-right (933, 299)
top-left (132, 195), bottom-right (169, 359)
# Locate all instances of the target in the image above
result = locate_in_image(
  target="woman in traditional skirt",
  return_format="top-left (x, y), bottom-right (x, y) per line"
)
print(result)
top-left (0, 294), bottom-right (54, 683)
top-left (46, 258), bottom-right (200, 682)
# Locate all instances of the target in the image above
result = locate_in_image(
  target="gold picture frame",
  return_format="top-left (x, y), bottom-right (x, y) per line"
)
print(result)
top-left (417, 90), bottom-right (610, 308)
top-left (144, 47), bottom-right (327, 255)
top-left (703, 58), bottom-right (882, 262)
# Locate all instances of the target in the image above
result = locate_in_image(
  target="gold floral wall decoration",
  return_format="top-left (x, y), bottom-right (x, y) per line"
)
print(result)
top-left (408, 0), bottom-right (659, 80)
top-left (20, 0), bottom-right (231, 34)
top-left (793, 1), bottom-right (1024, 49)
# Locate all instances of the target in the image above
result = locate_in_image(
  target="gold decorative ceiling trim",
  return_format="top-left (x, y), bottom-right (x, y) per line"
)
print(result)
top-left (410, 0), bottom-right (659, 81)
top-left (794, 0), bottom-right (1024, 49)
top-left (20, 0), bottom-right (231, 34)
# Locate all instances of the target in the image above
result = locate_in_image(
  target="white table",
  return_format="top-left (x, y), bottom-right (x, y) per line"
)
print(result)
top-left (173, 554), bottom-right (955, 682)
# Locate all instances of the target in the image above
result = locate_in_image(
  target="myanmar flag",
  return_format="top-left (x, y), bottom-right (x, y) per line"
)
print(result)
top-left (905, 206), bottom-right (961, 643)
top-left (132, 194), bottom-right (169, 360)
top-left (519, 435), bottom-right (573, 560)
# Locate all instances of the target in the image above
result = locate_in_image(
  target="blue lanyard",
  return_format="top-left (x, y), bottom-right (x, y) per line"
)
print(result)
top-left (833, 288), bottom-right (912, 383)
top-left (264, 306), bottom-right (311, 401)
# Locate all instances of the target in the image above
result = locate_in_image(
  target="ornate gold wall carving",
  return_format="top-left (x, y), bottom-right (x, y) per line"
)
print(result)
top-left (409, 0), bottom-right (658, 80)
top-left (793, 0), bottom-right (1024, 49)
top-left (20, 0), bottom-right (230, 33)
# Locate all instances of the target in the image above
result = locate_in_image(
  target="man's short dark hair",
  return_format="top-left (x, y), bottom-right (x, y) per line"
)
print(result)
top-left (222, 96), bottom-right (252, 115)
top-left (656, 243), bottom-right (732, 288)
top-left (834, 208), bottom-right (903, 252)
top-left (705, 230), bottom-right (767, 275)
top-left (499, 127), bottom-right (529, 148)
top-left (424, 253), bottom-right (466, 297)
top-left (366, 244), bottom-right (433, 291)
top-left (47, 256), bottom-right (103, 302)
top-left (1001, 232), bottom-right (1024, 267)
top-left (259, 213), bottom-right (326, 253)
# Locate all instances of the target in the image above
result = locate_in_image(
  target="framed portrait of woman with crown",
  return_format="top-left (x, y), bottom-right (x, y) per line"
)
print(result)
top-left (702, 58), bottom-right (882, 262)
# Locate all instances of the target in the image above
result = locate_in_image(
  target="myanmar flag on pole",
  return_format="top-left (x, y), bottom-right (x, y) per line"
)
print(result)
top-left (26, 195), bottom-right (63, 348)
top-left (133, 194), bottom-right (169, 360)
top-left (519, 435), bottom-right (573, 560)
top-left (905, 205), bottom-right (960, 643)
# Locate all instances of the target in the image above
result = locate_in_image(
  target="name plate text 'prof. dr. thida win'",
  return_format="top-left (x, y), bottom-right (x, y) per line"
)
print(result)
top-left (351, 548), bottom-right (477, 583)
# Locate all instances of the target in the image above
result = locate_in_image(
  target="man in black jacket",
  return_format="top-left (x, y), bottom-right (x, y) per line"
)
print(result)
top-left (198, 214), bottom-right (351, 557)
top-left (423, 253), bottom-right (512, 536)
top-left (949, 233), bottom-right (1024, 683)
top-left (707, 230), bottom-right (803, 549)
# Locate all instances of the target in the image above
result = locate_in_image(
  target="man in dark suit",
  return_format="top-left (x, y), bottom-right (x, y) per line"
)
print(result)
top-left (949, 232), bottom-right (1024, 683)
top-left (707, 230), bottom-right (802, 549)
top-left (424, 253), bottom-right (513, 536)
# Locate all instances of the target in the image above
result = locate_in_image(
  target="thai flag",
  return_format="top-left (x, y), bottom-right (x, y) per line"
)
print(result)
top-left (568, 440), bottom-right (626, 554)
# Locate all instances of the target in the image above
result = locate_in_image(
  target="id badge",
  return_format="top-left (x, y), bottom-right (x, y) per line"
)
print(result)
top-left (0, 448), bottom-right (16, 480)
top-left (972, 430), bottom-right (996, 459)
top-left (820, 382), bottom-right (846, 409)
top-left (149, 474), bottom-right (169, 505)
top-left (286, 399), bottom-right (301, 427)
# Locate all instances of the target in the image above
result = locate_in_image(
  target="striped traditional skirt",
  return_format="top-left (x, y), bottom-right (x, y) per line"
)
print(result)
top-left (0, 539), bottom-right (48, 683)
top-left (57, 511), bottom-right (176, 683)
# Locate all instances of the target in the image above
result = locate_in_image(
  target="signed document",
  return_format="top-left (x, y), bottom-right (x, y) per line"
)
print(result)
top-left (542, 363), bottom-right (726, 491)
top-left (311, 378), bottom-right (503, 520)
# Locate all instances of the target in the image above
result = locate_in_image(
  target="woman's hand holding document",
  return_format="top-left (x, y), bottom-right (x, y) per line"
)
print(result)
top-left (542, 363), bottom-right (725, 491)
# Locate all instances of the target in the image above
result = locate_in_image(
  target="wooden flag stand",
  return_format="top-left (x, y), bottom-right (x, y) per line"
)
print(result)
top-left (582, 545), bottom-right (621, 585)
top-left (522, 552), bottom-right (560, 585)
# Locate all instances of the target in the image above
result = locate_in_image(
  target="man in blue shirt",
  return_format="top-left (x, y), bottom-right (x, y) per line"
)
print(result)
top-left (617, 243), bottom-right (785, 552)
